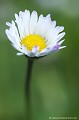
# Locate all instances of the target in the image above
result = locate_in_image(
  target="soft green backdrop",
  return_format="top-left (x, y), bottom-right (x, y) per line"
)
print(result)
top-left (0, 0), bottom-right (79, 120)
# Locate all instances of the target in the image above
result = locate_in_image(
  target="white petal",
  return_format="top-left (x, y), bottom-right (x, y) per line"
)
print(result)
top-left (30, 11), bottom-right (38, 34)
top-left (59, 46), bottom-right (66, 49)
top-left (22, 45), bottom-right (28, 55)
top-left (15, 13), bottom-right (25, 39)
top-left (46, 26), bottom-right (64, 44)
top-left (17, 53), bottom-right (24, 56)
top-left (55, 26), bottom-right (64, 33)
top-left (12, 44), bottom-right (23, 53)
top-left (34, 14), bottom-right (44, 35)
top-left (6, 22), bottom-right (12, 27)
top-left (46, 21), bottom-right (56, 43)
top-left (51, 20), bottom-right (56, 28)
top-left (5, 29), bottom-right (16, 44)
top-left (53, 32), bottom-right (65, 44)
top-left (34, 14), bottom-right (52, 38)
top-left (48, 32), bottom-right (65, 47)
top-left (12, 21), bottom-right (21, 45)
top-left (46, 14), bottom-right (51, 18)
top-left (5, 20), bottom-right (21, 48)
top-left (24, 10), bottom-right (30, 35)
top-left (58, 39), bottom-right (65, 45)
top-left (15, 10), bottom-right (30, 39)
top-left (57, 32), bottom-right (65, 39)
top-left (21, 45), bottom-right (34, 57)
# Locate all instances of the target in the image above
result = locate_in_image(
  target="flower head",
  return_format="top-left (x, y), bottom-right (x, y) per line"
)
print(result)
top-left (5, 10), bottom-right (66, 57)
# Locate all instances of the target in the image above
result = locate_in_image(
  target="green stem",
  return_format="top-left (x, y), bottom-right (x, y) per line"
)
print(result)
top-left (25, 58), bottom-right (34, 120)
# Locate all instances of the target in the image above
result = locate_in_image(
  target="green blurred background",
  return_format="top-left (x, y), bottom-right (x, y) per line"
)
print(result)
top-left (0, 0), bottom-right (79, 120)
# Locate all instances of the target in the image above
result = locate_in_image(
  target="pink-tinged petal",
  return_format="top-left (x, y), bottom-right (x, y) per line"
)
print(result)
top-left (32, 46), bottom-right (39, 54)
top-left (43, 44), bottom-right (60, 55)
top-left (47, 43), bottom-right (66, 54)
top-left (36, 48), bottom-right (50, 57)
top-left (51, 44), bottom-right (60, 51)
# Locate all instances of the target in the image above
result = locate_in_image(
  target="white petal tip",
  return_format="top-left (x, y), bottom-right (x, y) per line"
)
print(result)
top-left (16, 53), bottom-right (24, 56)
top-left (6, 22), bottom-right (12, 27)
top-left (58, 39), bottom-right (65, 45)
top-left (52, 21), bottom-right (56, 27)
top-left (46, 14), bottom-right (51, 18)
top-left (59, 46), bottom-right (66, 49)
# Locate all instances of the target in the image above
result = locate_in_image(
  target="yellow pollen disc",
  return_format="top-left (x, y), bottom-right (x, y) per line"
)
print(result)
top-left (21, 34), bottom-right (47, 51)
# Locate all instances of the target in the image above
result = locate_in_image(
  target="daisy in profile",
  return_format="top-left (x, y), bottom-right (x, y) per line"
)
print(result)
top-left (5, 10), bottom-right (66, 58)
top-left (5, 10), bottom-right (66, 120)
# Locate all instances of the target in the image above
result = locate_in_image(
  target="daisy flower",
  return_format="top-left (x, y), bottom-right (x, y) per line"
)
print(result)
top-left (5, 10), bottom-right (66, 58)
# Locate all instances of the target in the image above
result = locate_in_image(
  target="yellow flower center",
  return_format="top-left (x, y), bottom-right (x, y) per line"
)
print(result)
top-left (21, 34), bottom-right (46, 51)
